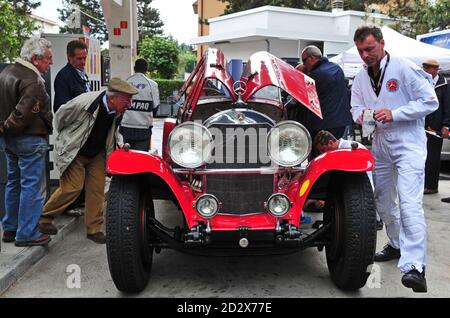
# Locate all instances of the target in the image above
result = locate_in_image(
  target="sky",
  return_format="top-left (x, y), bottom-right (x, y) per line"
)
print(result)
top-left (34, 0), bottom-right (198, 44)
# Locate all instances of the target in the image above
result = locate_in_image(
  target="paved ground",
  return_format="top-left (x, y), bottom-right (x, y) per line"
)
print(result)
top-left (2, 182), bottom-right (450, 298)
top-left (2, 119), bottom-right (450, 298)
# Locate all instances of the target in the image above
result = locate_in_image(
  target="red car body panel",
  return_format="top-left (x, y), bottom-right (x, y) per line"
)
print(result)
top-left (106, 148), bottom-right (374, 230)
top-left (107, 150), bottom-right (197, 227)
top-left (293, 149), bottom-right (374, 221)
top-left (180, 49), bottom-right (237, 119)
top-left (178, 55), bottom-right (204, 99)
top-left (162, 118), bottom-right (176, 162)
top-left (241, 51), bottom-right (322, 119)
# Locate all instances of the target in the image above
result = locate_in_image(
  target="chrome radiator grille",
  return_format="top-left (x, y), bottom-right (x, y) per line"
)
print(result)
top-left (205, 123), bottom-right (274, 215)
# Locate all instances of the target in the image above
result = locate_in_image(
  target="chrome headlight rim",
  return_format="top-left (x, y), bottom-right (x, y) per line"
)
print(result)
top-left (195, 194), bottom-right (220, 218)
top-left (267, 120), bottom-right (312, 167)
top-left (168, 121), bottom-right (213, 169)
top-left (267, 193), bottom-right (291, 217)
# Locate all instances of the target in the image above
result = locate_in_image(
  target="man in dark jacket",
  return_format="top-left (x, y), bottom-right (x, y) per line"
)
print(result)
top-left (53, 40), bottom-right (90, 113)
top-left (422, 59), bottom-right (450, 194)
top-left (53, 40), bottom-right (91, 215)
top-left (300, 45), bottom-right (352, 140)
top-left (0, 36), bottom-right (53, 246)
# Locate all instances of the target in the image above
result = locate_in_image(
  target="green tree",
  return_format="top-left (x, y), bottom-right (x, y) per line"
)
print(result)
top-left (10, 0), bottom-right (41, 14)
top-left (139, 36), bottom-right (180, 79)
top-left (0, 0), bottom-right (39, 63)
top-left (58, 0), bottom-right (107, 42)
top-left (382, 0), bottom-right (450, 37)
top-left (59, 0), bottom-right (164, 44)
top-left (221, 0), bottom-right (383, 14)
top-left (177, 50), bottom-right (196, 79)
top-left (138, 0), bottom-right (164, 42)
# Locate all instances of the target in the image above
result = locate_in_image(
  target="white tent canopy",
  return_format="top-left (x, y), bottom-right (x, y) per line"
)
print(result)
top-left (330, 26), bottom-right (450, 78)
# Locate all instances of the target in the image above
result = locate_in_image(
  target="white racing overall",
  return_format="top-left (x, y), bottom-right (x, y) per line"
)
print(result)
top-left (122, 73), bottom-right (160, 130)
top-left (351, 54), bottom-right (438, 273)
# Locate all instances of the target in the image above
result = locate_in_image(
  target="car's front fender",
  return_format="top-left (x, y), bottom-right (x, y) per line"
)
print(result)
top-left (287, 148), bottom-right (374, 223)
top-left (106, 149), bottom-right (198, 226)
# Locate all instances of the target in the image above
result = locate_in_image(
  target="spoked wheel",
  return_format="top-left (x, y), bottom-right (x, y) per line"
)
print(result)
top-left (324, 172), bottom-right (377, 290)
top-left (106, 175), bottom-right (154, 293)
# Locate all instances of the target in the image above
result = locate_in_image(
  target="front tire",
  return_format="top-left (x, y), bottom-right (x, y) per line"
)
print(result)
top-left (106, 175), bottom-right (154, 293)
top-left (324, 172), bottom-right (376, 290)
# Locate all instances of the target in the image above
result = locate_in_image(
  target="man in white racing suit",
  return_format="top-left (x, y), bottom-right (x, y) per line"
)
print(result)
top-left (120, 58), bottom-right (160, 151)
top-left (351, 25), bottom-right (438, 293)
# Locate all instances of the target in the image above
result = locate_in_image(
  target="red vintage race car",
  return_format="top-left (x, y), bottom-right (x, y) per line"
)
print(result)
top-left (105, 49), bottom-right (376, 293)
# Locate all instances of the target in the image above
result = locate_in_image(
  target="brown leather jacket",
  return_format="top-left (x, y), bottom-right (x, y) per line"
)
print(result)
top-left (0, 61), bottom-right (52, 136)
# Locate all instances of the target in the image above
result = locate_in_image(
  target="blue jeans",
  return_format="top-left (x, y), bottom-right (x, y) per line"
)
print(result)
top-left (1, 135), bottom-right (48, 241)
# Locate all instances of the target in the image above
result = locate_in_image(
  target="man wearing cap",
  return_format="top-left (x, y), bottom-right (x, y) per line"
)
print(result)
top-left (38, 78), bottom-right (138, 244)
top-left (422, 59), bottom-right (450, 195)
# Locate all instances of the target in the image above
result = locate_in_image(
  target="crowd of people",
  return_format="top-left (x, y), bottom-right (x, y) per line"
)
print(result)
top-left (1, 25), bottom-right (449, 293)
top-left (0, 37), bottom-right (160, 246)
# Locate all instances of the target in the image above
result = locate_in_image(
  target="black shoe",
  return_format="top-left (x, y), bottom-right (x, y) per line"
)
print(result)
top-left (39, 223), bottom-right (58, 235)
top-left (424, 188), bottom-right (438, 195)
top-left (402, 267), bottom-right (427, 293)
top-left (2, 231), bottom-right (16, 243)
top-left (87, 232), bottom-right (106, 244)
top-left (376, 220), bottom-right (384, 231)
top-left (374, 244), bottom-right (400, 262)
top-left (441, 197), bottom-right (450, 203)
top-left (14, 234), bottom-right (51, 247)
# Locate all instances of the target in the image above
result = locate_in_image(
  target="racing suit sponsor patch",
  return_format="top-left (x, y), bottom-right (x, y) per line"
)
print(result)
top-left (128, 99), bottom-right (154, 112)
top-left (386, 79), bottom-right (399, 92)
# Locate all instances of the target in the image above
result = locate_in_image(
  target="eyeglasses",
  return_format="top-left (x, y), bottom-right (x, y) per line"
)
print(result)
top-left (422, 64), bottom-right (438, 69)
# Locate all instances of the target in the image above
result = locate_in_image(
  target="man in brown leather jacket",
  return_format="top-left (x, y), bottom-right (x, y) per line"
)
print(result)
top-left (0, 36), bottom-right (53, 246)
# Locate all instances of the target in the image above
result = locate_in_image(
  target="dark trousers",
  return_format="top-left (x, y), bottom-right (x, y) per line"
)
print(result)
top-left (123, 137), bottom-right (151, 152)
top-left (425, 133), bottom-right (443, 190)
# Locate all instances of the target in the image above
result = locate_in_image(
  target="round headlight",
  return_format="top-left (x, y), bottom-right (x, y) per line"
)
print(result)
top-left (195, 194), bottom-right (220, 218)
top-left (268, 121), bottom-right (311, 167)
top-left (168, 122), bottom-right (213, 168)
top-left (267, 194), bottom-right (291, 217)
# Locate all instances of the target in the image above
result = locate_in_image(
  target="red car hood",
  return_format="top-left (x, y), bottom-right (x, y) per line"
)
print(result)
top-left (181, 49), bottom-right (322, 119)
top-left (241, 51), bottom-right (322, 119)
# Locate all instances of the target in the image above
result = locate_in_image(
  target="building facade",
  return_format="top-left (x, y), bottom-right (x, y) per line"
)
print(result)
top-left (30, 14), bottom-right (60, 34)
top-left (190, 5), bottom-right (397, 63)
top-left (192, 0), bottom-right (228, 60)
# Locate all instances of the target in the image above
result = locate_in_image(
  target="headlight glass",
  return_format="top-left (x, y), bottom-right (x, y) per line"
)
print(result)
top-left (268, 121), bottom-right (311, 167)
top-left (195, 194), bottom-right (220, 218)
top-left (267, 194), bottom-right (291, 217)
top-left (168, 122), bottom-right (212, 168)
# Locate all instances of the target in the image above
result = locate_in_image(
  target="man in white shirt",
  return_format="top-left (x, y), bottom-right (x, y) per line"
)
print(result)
top-left (120, 59), bottom-right (160, 151)
top-left (350, 25), bottom-right (438, 293)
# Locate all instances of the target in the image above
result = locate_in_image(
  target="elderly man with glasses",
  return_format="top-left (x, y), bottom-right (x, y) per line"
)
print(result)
top-left (299, 45), bottom-right (352, 141)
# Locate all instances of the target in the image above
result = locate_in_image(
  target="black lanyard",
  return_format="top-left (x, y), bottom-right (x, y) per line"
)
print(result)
top-left (368, 53), bottom-right (390, 96)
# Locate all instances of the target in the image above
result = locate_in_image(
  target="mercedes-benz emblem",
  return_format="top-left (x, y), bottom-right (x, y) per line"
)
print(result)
top-left (233, 80), bottom-right (247, 96)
